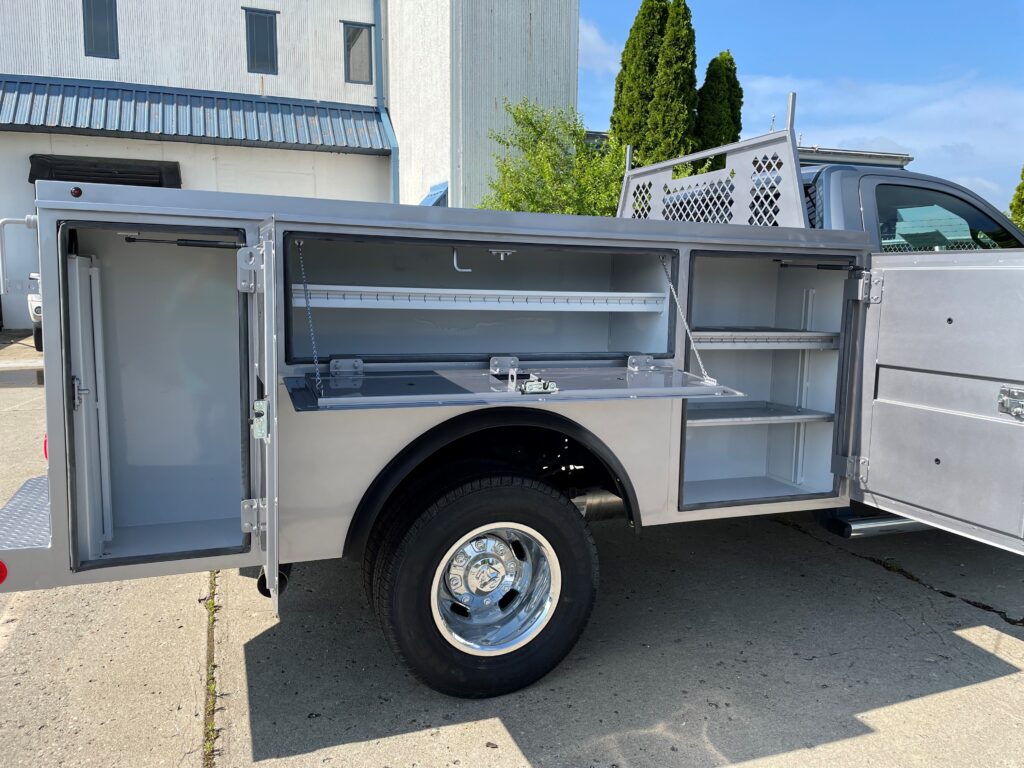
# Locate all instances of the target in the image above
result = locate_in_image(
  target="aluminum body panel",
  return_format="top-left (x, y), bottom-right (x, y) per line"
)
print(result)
top-left (0, 181), bottom-right (870, 591)
top-left (276, 394), bottom-right (680, 564)
top-left (855, 250), bottom-right (1024, 555)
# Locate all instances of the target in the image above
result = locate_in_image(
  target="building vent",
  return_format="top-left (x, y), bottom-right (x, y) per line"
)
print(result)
top-left (27, 155), bottom-right (182, 188)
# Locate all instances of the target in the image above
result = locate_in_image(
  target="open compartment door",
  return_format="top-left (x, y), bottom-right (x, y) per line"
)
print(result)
top-left (852, 250), bottom-right (1024, 555)
top-left (242, 219), bottom-right (281, 612)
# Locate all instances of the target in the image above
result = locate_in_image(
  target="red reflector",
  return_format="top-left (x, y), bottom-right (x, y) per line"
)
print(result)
top-left (0, 561), bottom-right (7, 586)
top-left (43, 433), bottom-right (48, 460)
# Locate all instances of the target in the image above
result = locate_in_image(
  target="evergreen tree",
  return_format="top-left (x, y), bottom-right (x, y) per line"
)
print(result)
top-left (1011, 162), bottom-right (1024, 230)
top-left (643, 0), bottom-right (699, 165)
top-left (695, 50), bottom-right (743, 169)
top-left (610, 0), bottom-right (669, 155)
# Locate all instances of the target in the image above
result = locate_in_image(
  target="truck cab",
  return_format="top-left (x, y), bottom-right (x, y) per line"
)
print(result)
top-left (799, 150), bottom-right (1024, 252)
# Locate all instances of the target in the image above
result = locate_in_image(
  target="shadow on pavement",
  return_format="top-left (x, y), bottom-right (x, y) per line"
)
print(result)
top-left (242, 516), bottom-right (1024, 765)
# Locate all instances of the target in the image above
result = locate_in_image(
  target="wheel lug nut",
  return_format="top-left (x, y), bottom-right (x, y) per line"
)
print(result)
top-left (460, 594), bottom-right (472, 604)
top-left (454, 554), bottom-right (467, 566)
top-left (495, 544), bottom-right (506, 555)
top-left (473, 539), bottom-right (486, 552)
top-left (448, 576), bottom-right (460, 589)
top-left (483, 598), bottom-right (491, 606)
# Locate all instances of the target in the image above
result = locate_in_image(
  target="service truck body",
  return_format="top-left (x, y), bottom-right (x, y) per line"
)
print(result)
top-left (1, 110), bottom-right (1023, 695)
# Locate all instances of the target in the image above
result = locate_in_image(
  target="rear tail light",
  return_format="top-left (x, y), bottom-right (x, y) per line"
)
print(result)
top-left (0, 561), bottom-right (7, 586)
top-left (43, 433), bottom-right (48, 460)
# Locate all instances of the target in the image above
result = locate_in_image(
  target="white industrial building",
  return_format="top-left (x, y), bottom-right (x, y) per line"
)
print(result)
top-left (0, 0), bottom-right (579, 329)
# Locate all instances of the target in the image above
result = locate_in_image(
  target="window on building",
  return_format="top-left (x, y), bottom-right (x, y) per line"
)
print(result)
top-left (875, 184), bottom-right (1022, 252)
top-left (245, 8), bottom-right (279, 75)
top-left (82, 0), bottom-right (119, 59)
top-left (343, 22), bottom-right (373, 84)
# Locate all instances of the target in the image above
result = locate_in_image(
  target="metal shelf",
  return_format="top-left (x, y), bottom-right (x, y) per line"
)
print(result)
top-left (691, 327), bottom-right (839, 349)
top-left (292, 284), bottom-right (668, 313)
top-left (687, 400), bottom-right (833, 426)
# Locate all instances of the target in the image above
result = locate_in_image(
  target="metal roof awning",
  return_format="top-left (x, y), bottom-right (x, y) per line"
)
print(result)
top-left (0, 75), bottom-right (391, 155)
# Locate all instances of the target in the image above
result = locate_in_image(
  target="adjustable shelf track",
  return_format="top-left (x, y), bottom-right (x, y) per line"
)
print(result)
top-left (692, 327), bottom-right (839, 350)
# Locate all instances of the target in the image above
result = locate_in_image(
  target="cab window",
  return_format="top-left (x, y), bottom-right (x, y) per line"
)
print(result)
top-left (875, 184), bottom-right (1021, 252)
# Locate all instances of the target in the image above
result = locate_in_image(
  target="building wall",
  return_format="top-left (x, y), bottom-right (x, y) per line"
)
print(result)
top-left (0, 0), bottom-right (376, 104)
top-left (0, 132), bottom-right (389, 329)
top-left (384, 0), bottom-right (451, 206)
top-left (450, 0), bottom-right (579, 208)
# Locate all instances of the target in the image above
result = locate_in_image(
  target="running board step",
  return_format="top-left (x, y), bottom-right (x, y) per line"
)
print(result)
top-left (825, 513), bottom-right (932, 539)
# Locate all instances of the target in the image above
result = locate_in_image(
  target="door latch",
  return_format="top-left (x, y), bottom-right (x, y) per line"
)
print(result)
top-left (72, 375), bottom-right (91, 409)
top-left (250, 399), bottom-right (269, 440)
top-left (998, 386), bottom-right (1024, 421)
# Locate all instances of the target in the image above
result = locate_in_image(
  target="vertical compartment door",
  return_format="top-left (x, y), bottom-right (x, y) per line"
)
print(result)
top-left (244, 219), bottom-right (280, 611)
top-left (853, 251), bottom-right (1024, 554)
top-left (67, 255), bottom-right (112, 563)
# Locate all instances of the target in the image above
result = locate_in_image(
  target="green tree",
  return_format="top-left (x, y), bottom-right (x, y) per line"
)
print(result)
top-left (643, 0), bottom-right (699, 165)
top-left (610, 0), bottom-right (669, 155)
top-left (695, 50), bottom-right (743, 168)
top-left (1011, 162), bottom-right (1024, 229)
top-left (479, 100), bottom-right (627, 216)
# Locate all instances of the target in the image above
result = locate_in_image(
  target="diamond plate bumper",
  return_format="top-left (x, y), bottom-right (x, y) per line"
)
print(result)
top-left (0, 476), bottom-right (51, 550)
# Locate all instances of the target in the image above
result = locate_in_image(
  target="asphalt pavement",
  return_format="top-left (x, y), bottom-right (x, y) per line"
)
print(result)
top-left (3, 364), bottom-right (1024, 767)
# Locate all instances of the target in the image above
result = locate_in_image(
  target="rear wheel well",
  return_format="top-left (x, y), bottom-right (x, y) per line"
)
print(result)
top-left (346, 410), bottom-right (638, 561)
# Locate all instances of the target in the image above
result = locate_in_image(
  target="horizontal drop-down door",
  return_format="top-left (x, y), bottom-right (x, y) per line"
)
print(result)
top-left (853, 251), bottom-right (1024, 555)
top-left (288, 364), bottom-right (740, 411)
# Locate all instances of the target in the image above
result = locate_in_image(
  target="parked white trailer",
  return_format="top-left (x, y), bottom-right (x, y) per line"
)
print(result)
top-left (0, 169), bottom-right (1022, 696)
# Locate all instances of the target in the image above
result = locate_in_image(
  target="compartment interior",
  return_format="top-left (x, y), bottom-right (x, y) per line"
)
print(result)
top-left (68, 228), bottom-right (248, 565)
top-left (284, 235), bottom-right (677, 361)
top-left (682, 253), bottom-right (850, 508)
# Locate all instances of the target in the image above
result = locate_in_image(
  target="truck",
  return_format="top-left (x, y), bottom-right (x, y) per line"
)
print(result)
top-left (0, 100), bottom-right (1022, 698)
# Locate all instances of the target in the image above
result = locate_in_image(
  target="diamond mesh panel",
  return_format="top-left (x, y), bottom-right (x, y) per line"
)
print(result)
top-left (631, 182), bottom-right (653, 219)
top-left (748, 153), bottom-right (785, 226)
top-left (662, 177), bottom-right (736, 224)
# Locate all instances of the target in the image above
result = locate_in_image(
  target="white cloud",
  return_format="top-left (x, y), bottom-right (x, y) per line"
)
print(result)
top-left (740, 73), bottom-right (1024, 207)
top-left (578, 18), bottom-right (620, 76)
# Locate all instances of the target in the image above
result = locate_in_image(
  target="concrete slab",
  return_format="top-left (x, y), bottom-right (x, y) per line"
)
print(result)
top-left (0, 371), bottom-right (211, 768)
top-left (0, 332), bottom-right (43, 372)
top-left (216, 517), bottom-right (1024, 768)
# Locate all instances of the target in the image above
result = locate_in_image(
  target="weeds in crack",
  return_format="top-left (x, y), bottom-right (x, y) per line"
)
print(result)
top-left (203, 570), bottom-right (220, 768)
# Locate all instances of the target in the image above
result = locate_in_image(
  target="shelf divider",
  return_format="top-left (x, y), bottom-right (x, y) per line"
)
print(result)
top-left (687, 400), bottom-right (833, 426)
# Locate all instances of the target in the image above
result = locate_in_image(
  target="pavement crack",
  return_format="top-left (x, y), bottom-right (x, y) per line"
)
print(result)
top-left (203, 570), bottom-right (221, 768)
top-left (774, 518), bottom-right (1024, 628)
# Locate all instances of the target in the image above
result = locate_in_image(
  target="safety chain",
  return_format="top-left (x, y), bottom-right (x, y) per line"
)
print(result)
top-left (660, 256), bottom-right (715, 385)
top-left (296, 239), bottom-right (323, 396)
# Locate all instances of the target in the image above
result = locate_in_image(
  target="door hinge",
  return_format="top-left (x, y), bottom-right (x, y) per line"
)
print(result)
top-left (71, 375), bottom-right (91, 410)
top-left (998, 386), bottom-right (1024, 421)
top-left (250, 399), bottom-right (269, 440)
top-left (855, 271), bottom-right (883, 303)
top-left (241, 498), bottom-right (267, 533)
top-left (237, 244), bottom-right (264, 293)
top-left (848, 456), bottom-right (869, 485)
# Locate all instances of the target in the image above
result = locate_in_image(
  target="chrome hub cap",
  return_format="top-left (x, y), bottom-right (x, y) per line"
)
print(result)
top-left (431, 523), bottom-right (561, 656)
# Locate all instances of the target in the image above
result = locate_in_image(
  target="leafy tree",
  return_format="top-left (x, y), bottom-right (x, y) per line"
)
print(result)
top-left (695, 50), bottom-right (743, 169)
top-left (643, 0), bottom-right (699, 165)
top-left (1011, 162), bottom-right (1024, 229)
top-left (479, 100), bottom-right (627, 216)
top-left (610, 0), bottom-right (669, 155)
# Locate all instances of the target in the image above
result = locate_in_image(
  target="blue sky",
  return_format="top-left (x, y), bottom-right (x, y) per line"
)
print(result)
top-left (578, 0), bottom-right (1024, 208)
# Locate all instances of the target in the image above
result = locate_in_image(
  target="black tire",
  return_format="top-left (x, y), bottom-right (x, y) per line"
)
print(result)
top-left (375, 475), bottom-right (598, 698)
top-left (32, 325), bottom-right (42, 352)
top-left (361, 458), bottom-right (518, 612)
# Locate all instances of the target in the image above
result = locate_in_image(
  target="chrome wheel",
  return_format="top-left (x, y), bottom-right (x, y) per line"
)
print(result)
top-left (430, 522), bottom-right (561, 656)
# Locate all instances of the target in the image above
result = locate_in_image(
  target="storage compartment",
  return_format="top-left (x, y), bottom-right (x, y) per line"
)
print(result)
top-left (66, 228), bottom-right (248, 566)
top-left (681, 253), bottom-right (850, 508)
top-left (284, 235), bottom-right (677, 361)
